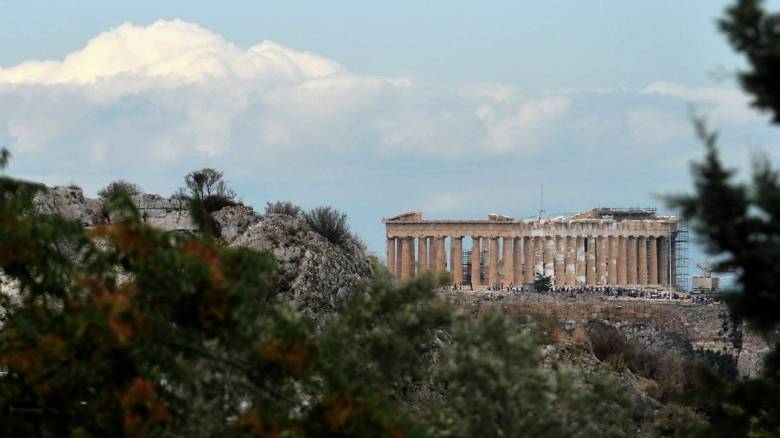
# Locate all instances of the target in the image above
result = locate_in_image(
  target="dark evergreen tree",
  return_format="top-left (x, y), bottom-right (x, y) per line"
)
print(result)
top-left (534, 273), bottom-right (552, 292)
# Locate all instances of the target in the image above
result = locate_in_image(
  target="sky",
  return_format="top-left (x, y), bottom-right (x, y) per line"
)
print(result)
top-left (2, 1), bottom-right (780, 272)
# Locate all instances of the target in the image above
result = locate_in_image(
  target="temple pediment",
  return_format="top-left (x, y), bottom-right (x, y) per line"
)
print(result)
top-left (383, 211), bottom-right (422, 222)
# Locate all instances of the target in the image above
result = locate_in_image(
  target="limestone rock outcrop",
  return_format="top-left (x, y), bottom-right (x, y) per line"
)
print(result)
top-left (212, 205), bottom-right (261, 244)
top-left (33, 186), bottom-right (101, 226)
top-left (131, 193), bottom-right (195, 232)
top-left (232, 214), bottom-right (372, 317)
top-left (737, 330), bottom-right (771, 378)
top-left (22, 185), bottom-right (373, 318)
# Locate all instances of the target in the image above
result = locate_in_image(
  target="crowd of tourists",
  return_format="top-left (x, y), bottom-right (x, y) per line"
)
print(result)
top-left (546, 286), bottom-right (683, 300)
top-left (440, 282), bottom-right (718, 303)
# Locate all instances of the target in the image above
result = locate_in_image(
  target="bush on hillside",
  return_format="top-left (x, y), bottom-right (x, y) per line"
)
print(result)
top-left (180, 168), bottom-right (238, 213)
top-left (303, 206), bottom-right (352, 246)
top-left (265, 201), bottom-right (302, 217)
top-left (98, 180), bottom-right (141, 199)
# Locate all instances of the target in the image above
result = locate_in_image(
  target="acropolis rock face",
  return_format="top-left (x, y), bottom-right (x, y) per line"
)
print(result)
top-left (443, 291), bottom-right (770, 378)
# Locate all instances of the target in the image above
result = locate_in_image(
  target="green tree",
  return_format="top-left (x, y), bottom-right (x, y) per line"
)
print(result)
top-left (181, 168), bottom-right (238, 213)
top-left (98, 180), bottom-right (141, 199)
top-left (534, 272), bottom-right (553, 292)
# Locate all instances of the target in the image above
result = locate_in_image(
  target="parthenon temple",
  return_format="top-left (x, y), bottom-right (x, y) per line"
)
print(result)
top-left (384, 208), bottom-right (682, 289)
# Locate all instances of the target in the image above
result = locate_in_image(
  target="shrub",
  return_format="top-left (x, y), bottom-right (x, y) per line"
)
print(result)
top-left (265, 201), bottom-right (302, 217)
top-left (180, 168), bottom-right (238, 213)
top-left (589, 324), bottom-right (634, 366)
top-left (303, 206), bottom-right (352, 246)
top-left (588, 324), bottom-right (704, 403)
top-left (694, 348), bottom-right (738, 381)
top-left (97, 180), bottom-right (141, 199)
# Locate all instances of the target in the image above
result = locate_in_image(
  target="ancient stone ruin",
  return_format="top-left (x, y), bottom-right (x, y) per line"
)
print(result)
top-left (385, 208), bottom-right (682, 289)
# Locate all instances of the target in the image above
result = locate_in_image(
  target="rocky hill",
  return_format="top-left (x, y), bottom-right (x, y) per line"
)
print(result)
top-left (25, 185), bottom-right (373, 317)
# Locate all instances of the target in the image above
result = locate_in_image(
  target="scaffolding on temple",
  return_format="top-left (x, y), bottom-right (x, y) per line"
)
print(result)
top-left (673, 222), bottom-right (690, 291)
top-left (461, 249), bottom-right (471, 285)
top-left (480, 250), bottom-right (489, 284)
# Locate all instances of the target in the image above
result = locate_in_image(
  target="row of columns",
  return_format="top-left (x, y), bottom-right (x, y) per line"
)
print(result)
top-left (387, 235), bottom-right (673, 288)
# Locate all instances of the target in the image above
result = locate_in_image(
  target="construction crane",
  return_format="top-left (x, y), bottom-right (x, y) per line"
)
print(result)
top-left (696, 260), bottom-right (712, 278)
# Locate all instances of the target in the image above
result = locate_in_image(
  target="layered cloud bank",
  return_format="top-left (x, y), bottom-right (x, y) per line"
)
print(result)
top-left (0, 19), bottom-right (679, 161)
top-left (0, 20), bottom-right (773, 253)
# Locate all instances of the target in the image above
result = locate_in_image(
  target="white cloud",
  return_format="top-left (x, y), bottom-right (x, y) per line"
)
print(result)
top-left (642, 81), bottom-right (763, 125)
top-left (0, 20), bottom-right (578, 160)
top-left (457, 82), bottom-right (519, 102)
top-left (0, 20), bottom-right (343, 86)
top-left (477, 96), bottom-right (570, 153)
top-left (625, 108), bottom-right (691, 151)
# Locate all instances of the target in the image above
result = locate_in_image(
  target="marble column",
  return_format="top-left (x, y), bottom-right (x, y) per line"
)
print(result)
top-left (451, 236), bottom-right (463, 285)
top-left (659, 236), bottom-right (669, 287)
top-left (471, 237), bottom-right (481, 288)
top-left (524, 236), bottom-right (534, 284)
top-left (502, 237), bottom-right (514, 287)
top-left (488, 237), bottom-right (500, 288)
top-left (576, 236), bottom-right (586, 286)
top-left (512, 237), bottom-right (522, 286)
top-left (435, 237), bottom-right (446, 273)
top-left (554, 236), bottom-right (565, 287)
top-left (627, 236), bottom-right (637, 285)
top-left (565, 236), bottom-right (576, 287)
top-left (638, 236), bottom-right (648, 285)
top-left (586, 236), bottom-right (597, 285)
top-left (429, 237), bottom-right (438, 274)
top-left (543, 237), bottom-right (555, 279)
top-left (608, 236), bottom-right (618, 285)
top-left (617, 236), bottom-right (627, 285)
top-left (400, 237), bottom-right (414, 280)
top-left (417, 237), bottom-right (428, 275)
top-left (597, 236), bottom-right (608, 285)
top-left (387, 237), bottom-right (396, 278)
top-left (407, 237), bottom-right (417, 280)
top-left (649, 236), bottom-right (658, 285)
top-left (534, 236), bottom-right (544, 276)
